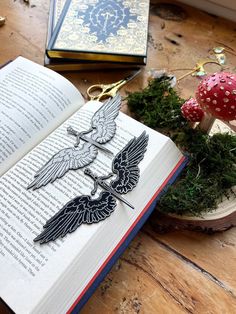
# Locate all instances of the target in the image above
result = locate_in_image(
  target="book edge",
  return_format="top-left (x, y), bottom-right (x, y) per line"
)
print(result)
top-left (46, 50), bottom-right (146, 64)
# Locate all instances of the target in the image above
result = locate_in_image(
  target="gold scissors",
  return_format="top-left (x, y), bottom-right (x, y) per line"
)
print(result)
top-left (87, 69), bottom-right (141, 101)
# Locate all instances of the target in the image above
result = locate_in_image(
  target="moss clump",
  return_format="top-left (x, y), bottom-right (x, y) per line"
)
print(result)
top-left (158, 131), bottom-right (236, 215)
top-left (127, 76), bottom-right (236, 216)
top-left (127, 76), bottom-right (187, 131)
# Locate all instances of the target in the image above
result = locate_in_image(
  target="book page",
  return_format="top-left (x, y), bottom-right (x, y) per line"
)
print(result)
top-left (0, 56), bottom-right (84, 176)
top-left (0, 101), bottom-right (182, 314)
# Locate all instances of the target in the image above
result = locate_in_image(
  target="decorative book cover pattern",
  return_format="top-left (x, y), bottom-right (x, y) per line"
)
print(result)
top-left (52, 0), bottom-right (149, 56)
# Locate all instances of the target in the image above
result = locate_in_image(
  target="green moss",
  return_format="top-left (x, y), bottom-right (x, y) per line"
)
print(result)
top-left (127, 76), bottom-right (236, 216)
top-left (127, 76), bottom-right (187, 131)
top-left (158, 132), bottom-right (236, 215)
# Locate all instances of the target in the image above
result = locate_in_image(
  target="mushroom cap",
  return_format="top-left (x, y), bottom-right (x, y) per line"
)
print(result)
top-left (196, 72), bottom-right (236, 121)
top-left (181, 98), bottom-right (204, 122)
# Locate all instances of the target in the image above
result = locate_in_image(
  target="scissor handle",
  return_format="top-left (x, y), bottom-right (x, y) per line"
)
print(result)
top-left (87, 84), bottom-right (106, 100)
top-left (98, 80), bottom-right (126, 100)
top-left (87, 80), bottom-right (125, 101)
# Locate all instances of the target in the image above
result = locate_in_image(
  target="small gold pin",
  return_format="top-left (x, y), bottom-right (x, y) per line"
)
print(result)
top-left (176, 59), bottom-right (222, 82)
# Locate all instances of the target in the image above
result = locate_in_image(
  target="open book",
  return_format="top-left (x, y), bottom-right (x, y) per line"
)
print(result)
top-left (0, 57), bottom-right (187, 314)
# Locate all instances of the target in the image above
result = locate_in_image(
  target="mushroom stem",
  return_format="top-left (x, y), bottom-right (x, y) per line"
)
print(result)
top-left (198, 113), bottom-right (215, 133)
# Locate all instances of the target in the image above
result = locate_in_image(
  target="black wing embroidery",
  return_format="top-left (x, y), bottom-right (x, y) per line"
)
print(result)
top-left (34, 192), bottom-right (116, 244)
top-left (34, 132), bottom-right (149, 244)
top-left (28, 95), bottom-right (121, 190)
top-left (111, 131), bottom-right (149, 194)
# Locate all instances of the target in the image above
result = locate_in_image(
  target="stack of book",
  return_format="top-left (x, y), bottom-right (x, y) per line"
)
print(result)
top-left (45, 0), bottom-right (150, 71)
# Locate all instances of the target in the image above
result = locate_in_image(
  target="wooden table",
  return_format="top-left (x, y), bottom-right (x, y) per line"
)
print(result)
top-left (1, 0), bottom-right (236, 313)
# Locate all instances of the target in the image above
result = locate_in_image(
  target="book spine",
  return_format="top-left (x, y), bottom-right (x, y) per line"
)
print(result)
top-left (47, 0), bottom-right (71, 54)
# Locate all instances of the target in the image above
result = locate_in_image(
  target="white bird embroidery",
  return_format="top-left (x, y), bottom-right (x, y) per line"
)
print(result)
top-left (27, 94), bottom-right (121, 190)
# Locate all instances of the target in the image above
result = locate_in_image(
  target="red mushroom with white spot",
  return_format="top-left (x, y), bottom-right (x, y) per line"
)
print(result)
top-left (196, 72), bottom-right (236, 132)
top-left (181, 98), bottom-right (204, 122)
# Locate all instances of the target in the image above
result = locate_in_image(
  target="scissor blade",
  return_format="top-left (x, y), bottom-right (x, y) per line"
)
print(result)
top-left (124, 69), bottom-right (141, 83)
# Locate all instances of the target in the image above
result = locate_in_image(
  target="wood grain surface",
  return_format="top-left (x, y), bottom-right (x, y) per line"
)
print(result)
top-left (0, 0), bottom-right (236, 313)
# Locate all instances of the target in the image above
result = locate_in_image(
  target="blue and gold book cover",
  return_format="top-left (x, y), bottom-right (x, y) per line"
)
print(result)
top-left (48, 0), bottom-right (150, 63)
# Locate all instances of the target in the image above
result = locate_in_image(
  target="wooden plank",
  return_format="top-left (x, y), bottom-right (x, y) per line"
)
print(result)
top-left (144, 222), bottom-right (236, 295)
top-left (82, 260), bottom-right (187, 314)
top-left (0, 0), bottom-right (49, 64)
top-left (82, 232), bottom-right (236, 313)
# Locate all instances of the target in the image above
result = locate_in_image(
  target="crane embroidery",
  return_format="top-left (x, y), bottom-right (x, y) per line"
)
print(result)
top-left (34, 131), bottom-right (149, 244)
